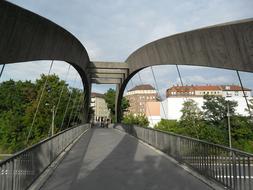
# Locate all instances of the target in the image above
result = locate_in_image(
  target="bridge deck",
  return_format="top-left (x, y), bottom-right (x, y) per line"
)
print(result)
top-left (41, 128), bottom-right (212, 190)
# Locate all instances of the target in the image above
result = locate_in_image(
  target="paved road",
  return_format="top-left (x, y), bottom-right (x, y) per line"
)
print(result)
top-left (41, 128), bottom-right (213, 190)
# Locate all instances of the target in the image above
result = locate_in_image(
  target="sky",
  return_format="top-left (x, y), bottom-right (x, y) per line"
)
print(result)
top-left (2, 0), bottom-right (253, 95)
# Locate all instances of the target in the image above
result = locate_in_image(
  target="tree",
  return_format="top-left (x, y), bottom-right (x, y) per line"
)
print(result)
top-left (104, 88), bottom-right (129, 122)
top-left (180, 99), bottom-right (202, 123)
top-left (154, 119), bottom-right (179, 132)
top-left (0, 75), bottom-right (84, 153)
top-left (229, 116), bottom-right (253, 152)
top-left (0, 80), bottom-right (36, 112)
top-left (0, 80), bottom-right (36, 153)
top-left (123, 113), bottom-right (149, 127)
top-left (23, 74), bottom-right (83, 144)
top-left (202, 95), bottom-right (237, 123)
top-left (179, 99), bottom-right (203, 138)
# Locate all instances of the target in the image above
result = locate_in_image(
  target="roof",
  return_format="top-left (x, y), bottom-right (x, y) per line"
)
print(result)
top-left (220, 85), bottom-right (251, 91)
top-left (167, 85), bottom-right (194, 92)
top-left (128, 84), bottom-right (155, 92)
top-left (91, 92), bottom-right (104, 98)
top-left (167, 85), bottom-right (251, 92)
top-left (193, 85), bottom-right (222, 91)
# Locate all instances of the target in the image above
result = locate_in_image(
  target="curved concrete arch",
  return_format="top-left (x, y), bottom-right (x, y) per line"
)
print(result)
top-left (116, 19), bottom-right (253, 122)
top-left (0, 1), bottom-right (91, 121)
top-left (126, 18), bottom-right (253, 73)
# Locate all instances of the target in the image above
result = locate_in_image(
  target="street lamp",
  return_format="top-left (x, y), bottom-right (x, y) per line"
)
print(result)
top-left (45, 85), bottom-right (55, 136)
top-left (45, 102), bottom-right (55, 137)
top-left (227, 103), bottom-right (232, 149)
top-left (51, 105), bottom-right (55, 136)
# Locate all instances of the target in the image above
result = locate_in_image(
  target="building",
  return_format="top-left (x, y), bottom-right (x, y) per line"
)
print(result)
top-left (145, 101), bottom-right (161, 128)
top-left (162, 85), bottom-right (252, 120)
top-left (90, 92), bottom-right (110, 121)
top-left (125, 84), bottom-right (160, 127)
top-left (166, 85), bottom-right (251, 98)
top-left (125, 84), bottom-right (158, 115)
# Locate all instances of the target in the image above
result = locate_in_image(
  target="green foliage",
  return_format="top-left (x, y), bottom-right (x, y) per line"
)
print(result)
top-left (155, 119), bottom-right (228, 146)
top-left (123, 113), bottom-right (149, 127)
top-left (155, 96), bottom-right (253, 153)
top-left (180, 99), bottom-right (202, 122)
top-left (104, 88), bottom-right (129, 122)
top-left (202, 95), bottom-right (237, 123)
top-left (154, 119), bottom-right (179, 132)
top-left (0, 75), bottom-right (83, 153)
top-left (229, 116), bottom-right (253, 152)
top-left (197, 122), bottom-right (228, 145)
top-left (23, 74), bottom-right (71, 144)
top-left (0, 80), bottom-right (36, 153)
top-left (0, 111), bottom-right (27, 153)
top-left (104, 88), bottom-right (115, 114)
top-left (179, 99), bottom-right (203, 138)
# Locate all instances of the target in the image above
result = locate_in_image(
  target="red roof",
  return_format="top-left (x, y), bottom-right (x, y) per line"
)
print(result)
top-left (221, 85), bottom-right (251, 91)
top-left (193, 85), bottom-right (222, 91)
top-left (128, 84), bottom-right (155, 92)
top-left (168, 86), bottom-right (194, 92)
top-left (91, 92), bottom-right (104, 98)
top-left (167, 85), bottom-right (251, 92)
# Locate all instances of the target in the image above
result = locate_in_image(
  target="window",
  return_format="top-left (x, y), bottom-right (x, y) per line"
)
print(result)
top-left (226, 92), bottom-right (232, 97)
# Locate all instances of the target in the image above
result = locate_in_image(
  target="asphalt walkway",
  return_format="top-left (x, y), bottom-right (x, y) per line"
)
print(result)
top-left (41, 128), bottom-right (213, 190)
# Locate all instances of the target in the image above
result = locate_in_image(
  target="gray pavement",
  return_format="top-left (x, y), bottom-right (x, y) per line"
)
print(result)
top-left (41, 128), bottom-right (213, 190)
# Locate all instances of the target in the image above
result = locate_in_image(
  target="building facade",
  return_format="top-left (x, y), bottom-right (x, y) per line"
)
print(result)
top-left (90, 92), bottom-right (110, 121)
top-left (125, 84), bottom-right (158, 115)
top-left (124, 84), bottom-right (161, 127)
top-left (166, 85), bottom-right (251, 98)
top-left (162, 85), bottom-right (252, 120)
top-left (145, 101), bottom-right (161, 128)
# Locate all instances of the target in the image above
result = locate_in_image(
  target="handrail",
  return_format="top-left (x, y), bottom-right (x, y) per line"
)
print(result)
top-left (0, 124), bottom-right (86, 165)
top-left (0, 124), bottom-right (90, 190)
top-left (142, 125), bottom-right (253, 157)
top-left (114, 123), bottom-right (253, 190)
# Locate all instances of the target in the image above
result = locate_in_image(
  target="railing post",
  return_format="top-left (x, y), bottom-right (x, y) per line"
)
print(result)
top-left (232, 152), bottom-right (237, 189)
top-left (11, 159), bottom-right (15, 190)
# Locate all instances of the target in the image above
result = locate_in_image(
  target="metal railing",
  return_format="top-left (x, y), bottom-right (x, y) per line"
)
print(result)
top-left (114, 124), bottom-right (253, 190)
top-left (0, 124), bottom-right (90, 190)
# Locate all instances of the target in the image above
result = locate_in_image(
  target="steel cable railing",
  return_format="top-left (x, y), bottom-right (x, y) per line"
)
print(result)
top-left (114, 124), bottom-right (253, 190)
top-left (0, 124), bottom-right (90, 190)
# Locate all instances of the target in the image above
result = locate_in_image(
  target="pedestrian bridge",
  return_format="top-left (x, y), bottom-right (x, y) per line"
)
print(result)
top-left (40, 127), bottom-right (211, 190)
top-left (1, 124), bottom-right (252, 190)
top-left (1, 2), bottom-right (253, 190)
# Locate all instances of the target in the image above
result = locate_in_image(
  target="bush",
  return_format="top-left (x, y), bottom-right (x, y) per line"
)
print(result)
top-left (123, 113), bottom-right (149, 127)
top-left (154, 119), bottom-right (178, 131)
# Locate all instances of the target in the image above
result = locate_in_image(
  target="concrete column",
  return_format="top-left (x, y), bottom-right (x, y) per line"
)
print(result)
top-left (82, 78), bottom-right (91, 123)
top-left (115, 83), bottom-right (120, 122)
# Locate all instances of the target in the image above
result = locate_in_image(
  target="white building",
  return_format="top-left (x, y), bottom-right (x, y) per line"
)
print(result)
top-left (161, 85), bottom-right (252, 120)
